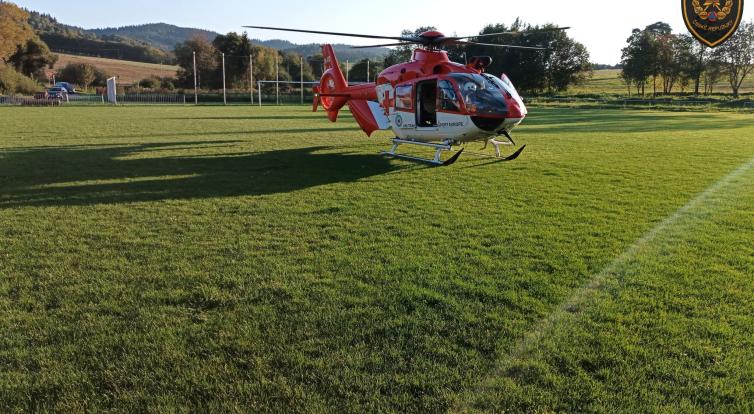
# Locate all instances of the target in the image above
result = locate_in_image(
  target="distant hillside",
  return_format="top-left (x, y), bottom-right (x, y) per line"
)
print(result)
top-left (27, 11), bottom-right (96, 39)
top-left (27, 10), bottom-right (389, 63)
top-left (28, 11), bottom-right (174, 64)
top-left (87, 24), bottom-right (391, 61)
top-left (89, 23), bottom-right (219, 52)
top-left (86, 22), bottom-right (390, 61)
top-left (252, 40), bottom-right (389, 62)
top-left (53, 54), bottom-right (179, 84)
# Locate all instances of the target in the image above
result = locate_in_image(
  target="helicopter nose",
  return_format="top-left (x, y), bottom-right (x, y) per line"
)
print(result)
top-left (503, 94), bottom-right (526, 130)
top-left (505, 95), bottom-right (525, 120)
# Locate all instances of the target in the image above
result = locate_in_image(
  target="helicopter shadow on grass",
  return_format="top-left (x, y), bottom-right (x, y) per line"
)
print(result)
top-left (0, 141), bottom-right (407, 209)
top-left (161, 115), bottom-right (354, 121)
top-left (93, 127), bottom-right (360, 141)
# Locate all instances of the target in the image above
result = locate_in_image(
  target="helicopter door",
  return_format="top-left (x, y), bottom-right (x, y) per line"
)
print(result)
top-left (416, 80), bottom-right (437, 128)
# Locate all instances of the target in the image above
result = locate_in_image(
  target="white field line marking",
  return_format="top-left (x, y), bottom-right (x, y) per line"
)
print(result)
top-left (460, 156), bottom-right (754, 410)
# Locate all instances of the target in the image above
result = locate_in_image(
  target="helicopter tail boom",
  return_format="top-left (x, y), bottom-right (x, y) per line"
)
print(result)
top-left (315, 45), bottom-right (383, 136)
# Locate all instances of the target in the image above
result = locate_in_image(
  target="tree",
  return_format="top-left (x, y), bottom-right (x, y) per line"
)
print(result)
top-left (657, 34), bottom-right (695, 94)
top-left (702, 59), bottom-right (724, 95)
top-left (0, 62), bottom-right (40, 94)
top-left (689, 41), bottom-right (708, 95)
top-left (252, 46), bottom-right (278, 83)
top-left (174, 36), bottom-right (218, 89)
top-left (621, 26), bottom-right (661, 96)
top-left (9, 37), bottom-right (58, 79)
top-left (213, 32), bottom-right (254, 89)
top-left (307, 54), bottom-right (325, 78)
top-left (543, 35), bottom-right (592, 91)
top-left (281, 51), bottom-right (315, 83)
top-left (645, 22), bottom-right (672, 36)
top-left (57, 62), bottom-right (99, 89)
top-left (712, 21), bottom-right (754, 98)
top-left (465, 21), bottom-right (592, 93)
top-left (0, 2), bottom-right (34, 62)
top-left (350, 59), bottom-right (383, 83)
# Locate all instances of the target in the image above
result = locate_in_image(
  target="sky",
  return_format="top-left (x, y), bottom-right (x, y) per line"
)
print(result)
top-left (11, 0), bottom-right (754, 64)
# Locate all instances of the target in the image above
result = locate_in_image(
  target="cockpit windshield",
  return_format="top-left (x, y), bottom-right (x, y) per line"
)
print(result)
top-left (449, 73), bottom-right (507, 116)
top-left (485, 73), bottom-right (527, 116)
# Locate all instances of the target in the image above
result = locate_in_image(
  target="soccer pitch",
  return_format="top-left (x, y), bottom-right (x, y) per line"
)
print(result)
top-left (1, 105), bottom-right (753, 412)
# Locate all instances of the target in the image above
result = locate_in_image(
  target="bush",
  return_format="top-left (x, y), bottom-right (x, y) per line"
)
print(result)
top-left (160, 77), bottom-right (175, 90)
top-left (92, 67), bottom-right (110, 87)
top-left (139, 76), bottom-right (161, 89)
top-left (57, 63), bottom-right (110, 90)
top-left (136, 76), bottom-right (178, 91)
top-left (0, 63), bottom-right (41, 95)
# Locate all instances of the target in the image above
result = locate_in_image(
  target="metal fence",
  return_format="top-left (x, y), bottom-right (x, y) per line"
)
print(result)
top-left (0, 94), bottom-right (187, 106)
top-left (68, 95), bottom-right (106, 105)
top-left (116, 94), bottom-right (186, 105)
top-left (0, 96), bottom-right (64, 106)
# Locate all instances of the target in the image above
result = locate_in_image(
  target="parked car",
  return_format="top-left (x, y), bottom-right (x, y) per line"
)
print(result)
top-left (55, 82), bottom-right (76, 94)
top-left (46, 87), bottom-right (68, 100)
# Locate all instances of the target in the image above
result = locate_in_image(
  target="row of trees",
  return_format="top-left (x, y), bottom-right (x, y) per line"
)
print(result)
top-left (174, 32), bottom-right (318, 91)
top-left (175, 21), bottom-right (591, 94)
top-left (621, 21), bottom-right (754, 97)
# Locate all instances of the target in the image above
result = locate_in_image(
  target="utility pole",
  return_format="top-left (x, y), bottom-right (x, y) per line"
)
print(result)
top-left (275, 53), bottom-right (280, 105)
top-left (367, 60), bottom-right (370, 83)
top-left (193, 51), bottom-right (198, 105)
top-left (222, 52), bottom-right (227, 105)
top-left (249, 54), bottom-right (254, 105)
top-left (346, 59), bottom-right (350, 84)
top-left (300, 56), bottom-right (304, 105)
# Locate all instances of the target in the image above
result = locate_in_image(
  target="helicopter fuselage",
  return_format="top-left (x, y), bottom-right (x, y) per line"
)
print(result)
top-left (372, 48), bottom-right (528, 145)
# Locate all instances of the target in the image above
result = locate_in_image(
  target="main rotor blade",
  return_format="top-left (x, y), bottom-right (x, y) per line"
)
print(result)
top-left (351, 42), bottom-right (418, 49)
top-left (451, 40), bottom-right (546, 51)
top-left (243, 25), bottom-right (415, 42)
top-left (450, 27), bottom-right (571, 41)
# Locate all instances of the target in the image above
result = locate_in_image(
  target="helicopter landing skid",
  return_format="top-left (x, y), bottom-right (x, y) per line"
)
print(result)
top-left (465, 145), bottom-right (527, 162)
top-left (380, 139), bottom-right (465, 166)
top-left (482, 133), bottom-right (518, 158)
top-left (463, 132), bottom-right (527, 162)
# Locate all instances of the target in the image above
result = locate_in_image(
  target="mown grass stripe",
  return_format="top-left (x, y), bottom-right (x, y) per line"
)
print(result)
top-left (459, 155), bottom-right (754, 412)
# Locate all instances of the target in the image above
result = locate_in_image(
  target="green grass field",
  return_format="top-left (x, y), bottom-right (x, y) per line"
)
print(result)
top-left (570, 69), bottom-right (754, 96)
top-left (1, 105), bottom-right (753, 413)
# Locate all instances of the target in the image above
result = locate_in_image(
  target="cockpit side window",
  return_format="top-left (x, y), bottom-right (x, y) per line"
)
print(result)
top-left (395, 85), bottom-right (413, 110)
top-left (438, 80), bottom-right (461, 112)
top-left (449, 73), bottom-right (508, 116)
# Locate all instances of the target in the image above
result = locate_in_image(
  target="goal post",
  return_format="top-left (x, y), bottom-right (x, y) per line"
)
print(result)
top-left (106, 77), bottom-right (117, 104)
top-left (254, 80), bottom-right (370, 106)
top-left (256, 80), bottom-right (318, 106)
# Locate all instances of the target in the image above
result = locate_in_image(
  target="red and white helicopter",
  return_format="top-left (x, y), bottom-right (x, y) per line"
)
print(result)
top-left (245, 25), bottom-right (566, 166)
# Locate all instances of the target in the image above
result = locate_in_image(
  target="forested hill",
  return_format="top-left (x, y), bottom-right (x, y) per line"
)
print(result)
top-left (28, 11), bottom-right (174, 64)
top-left (89, 24), bottom-right (390, 60)
top-left (89, 23), bottom-right (220, 52)
top-left (88, 24), bottom-right (390, 60)
top-left (25, 9), bottom-right (389, 63)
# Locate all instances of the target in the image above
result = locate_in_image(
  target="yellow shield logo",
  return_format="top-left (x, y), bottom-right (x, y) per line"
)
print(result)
top-left (683, 0), bottom-right (745, 47)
